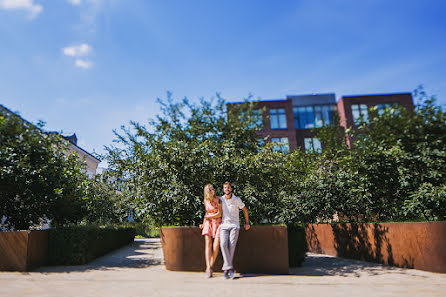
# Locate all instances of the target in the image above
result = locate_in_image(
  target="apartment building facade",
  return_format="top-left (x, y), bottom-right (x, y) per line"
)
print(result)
top-left (230, 92), bottom-right (414, 152)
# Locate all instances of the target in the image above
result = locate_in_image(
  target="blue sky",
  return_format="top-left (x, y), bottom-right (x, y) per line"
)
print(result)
top-left (1, 0), bottom-right (446, 163)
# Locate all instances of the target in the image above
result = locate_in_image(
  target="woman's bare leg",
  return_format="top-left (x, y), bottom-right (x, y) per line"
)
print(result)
top-left (204, 235), bottom-right (212, 271)
top-left (210, 235), bottom-right (220, 269)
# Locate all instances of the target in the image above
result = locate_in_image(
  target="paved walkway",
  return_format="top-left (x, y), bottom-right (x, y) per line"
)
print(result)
top-left (1, 238), bottom-right (445, 297)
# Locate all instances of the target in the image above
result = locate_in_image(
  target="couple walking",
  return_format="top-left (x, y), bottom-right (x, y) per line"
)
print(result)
top-left (199, 182), bottom-right (250, 279)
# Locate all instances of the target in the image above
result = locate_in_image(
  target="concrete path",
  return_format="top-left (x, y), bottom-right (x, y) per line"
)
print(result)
top-left (0, 238), bottom-right (445, 297)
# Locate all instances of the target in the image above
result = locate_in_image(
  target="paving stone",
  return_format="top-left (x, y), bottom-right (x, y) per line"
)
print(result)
top-left (0, 238), bottom-right (445, 297)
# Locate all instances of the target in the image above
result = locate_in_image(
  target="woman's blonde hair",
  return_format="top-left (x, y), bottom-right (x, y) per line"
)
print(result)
top-left (203, 184), bottom-right (215, 202)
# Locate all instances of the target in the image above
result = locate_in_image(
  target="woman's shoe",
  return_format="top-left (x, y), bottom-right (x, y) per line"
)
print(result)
top-left (205, 269), bottom-right (212, 278)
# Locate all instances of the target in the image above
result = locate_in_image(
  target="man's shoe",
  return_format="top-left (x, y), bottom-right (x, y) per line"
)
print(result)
top-left (229, 269), bottom-right (236, 279)
top-left (223, 270), bottom-right (229, 279)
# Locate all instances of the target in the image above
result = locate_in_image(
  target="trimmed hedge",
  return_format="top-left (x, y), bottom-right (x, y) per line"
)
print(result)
top-left (287, 223), bottom-right (308, 267)
top-left (48, 225), bottom-right (135, 265)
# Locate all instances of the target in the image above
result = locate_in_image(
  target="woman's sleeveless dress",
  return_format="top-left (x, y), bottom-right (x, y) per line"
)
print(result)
top-left (201, 198), bottom-right (222, 239)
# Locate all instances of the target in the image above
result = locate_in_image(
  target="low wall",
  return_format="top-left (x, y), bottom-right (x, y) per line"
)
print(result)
top-left (0, 230), bottom-right (48, 271)
top-left (27, 230), bottom-right (49, 270)
top-left (306, 221), bottom-right (446, 273)
top-left (161, 225), bottom-right (288, 274)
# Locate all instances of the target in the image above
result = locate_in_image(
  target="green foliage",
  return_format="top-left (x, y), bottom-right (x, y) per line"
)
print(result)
top-left (105, 88), bottom-right (445, 226)
top-left (123, 222), bottom-right (160, 238)
top-left (105, 93), bottom-right (288, 226)
top-left (48, 225), bottom-right (135, 265)
top-left (402, 183), bottom-right (446, 221)
top-left (0, 109), bottom-right (129, 230)
top-left (310, 87), bottom-right (446, 222)
top-left (82, 173), bottom-right (131, 225)
top-left (287, 222), bottom-right (308, 267)
top-left (0, 112), bottom-right (87, 230)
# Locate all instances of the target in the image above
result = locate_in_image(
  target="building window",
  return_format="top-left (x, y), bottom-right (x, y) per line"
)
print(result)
top-left (304, 138), bottom-right (321, 153)
top-left (241, 109), bottom-right (263, 129)
top-left (270, 108), bottom-right (287, 129)
top-left (376, 103), bottom-right (399, 116)
top-left (272, 137), bottom-right (289, 153)
top-left (351, 104), bottom-right (369, 124)
top-left (294, 105), bottom-right (336, 129)
top-left (252, 109), bottom-right (264, 128)
top-left (294, 106), bottom-right (314, 129)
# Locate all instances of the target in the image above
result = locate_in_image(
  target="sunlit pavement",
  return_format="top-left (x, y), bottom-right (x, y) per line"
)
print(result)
top-left (0, 238), bottom-right (445, 297)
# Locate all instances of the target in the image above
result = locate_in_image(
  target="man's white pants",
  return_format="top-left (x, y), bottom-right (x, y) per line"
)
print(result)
top-left (220, 227), bottom-right (240, 271)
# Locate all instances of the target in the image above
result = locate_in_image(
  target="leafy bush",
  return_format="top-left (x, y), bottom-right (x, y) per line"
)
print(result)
top-left (287, 223), bottom-right (308, 267)
top-left (402, 183), bottom-right (446, 221)
top-left (0, 107), bottom-right (131, 230)
top-left (105, 94), bottom-right (288, 226)
top-left (0, 110), bottom-right (88, 230)
top-left (122, 222), bottom-right (160, 238)
top-left (307, 88), bottom-right (446, 222)
top-left (104, 89), bottom-right (445, 226)
top-left (82, 174), bottom-right (131, 225)
top-left (48, 225), bottom-right (135, 265)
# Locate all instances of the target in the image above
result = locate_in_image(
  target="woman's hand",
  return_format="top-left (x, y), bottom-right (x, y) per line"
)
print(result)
top-left (205, 211), bottom-right (220, 219)
top-left (199, 224), bottom-right (204, 229)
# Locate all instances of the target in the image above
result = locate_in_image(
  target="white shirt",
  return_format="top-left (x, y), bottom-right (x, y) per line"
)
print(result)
top-left (220, 194), bottom-right (245, 229)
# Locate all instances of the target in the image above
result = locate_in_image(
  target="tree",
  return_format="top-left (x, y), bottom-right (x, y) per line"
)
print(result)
top-left (82, 172), bottom-right (132, 224)
top-left (310, 87), bottom-right (446, 222)
top-left (105, 93), bottom-right (292, 226)
top-left (0, 111), bottom-right (88, 230)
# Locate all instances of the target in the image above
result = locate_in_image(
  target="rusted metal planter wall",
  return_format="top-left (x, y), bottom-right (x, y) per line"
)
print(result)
top-left (161, 225), bottom-right (289, 274)
top-left (0, 230), bottom-right (48, 272)
top-left (306, 221), bottom-right (446, 273)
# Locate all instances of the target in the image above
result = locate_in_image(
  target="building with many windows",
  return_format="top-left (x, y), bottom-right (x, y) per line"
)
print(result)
top-left (337, 93), bottom-right (414, 128)
top-left (229, 92), bottom-right (414, 152)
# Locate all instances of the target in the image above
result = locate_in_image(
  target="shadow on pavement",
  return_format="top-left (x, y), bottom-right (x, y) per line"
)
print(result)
top-left (34, 239), bottom-right (163, 273)
top-left (289, 253), bottom-right (427, 278)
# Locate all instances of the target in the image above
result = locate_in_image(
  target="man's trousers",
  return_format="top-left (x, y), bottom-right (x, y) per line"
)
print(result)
top-left (220, 227), bottom-right (240, 271)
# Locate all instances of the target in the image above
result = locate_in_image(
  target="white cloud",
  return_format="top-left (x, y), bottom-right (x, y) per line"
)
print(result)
top-left (75, 59), bottom-right (92, 69)
top-left (63, 43), bottom-right (94, 69)
top-left (66, 0), bottom-right (81, 5)
top-left (0, 0), bottom-right (43, 19)
top-left (62, 43), bottom-right (92, 57)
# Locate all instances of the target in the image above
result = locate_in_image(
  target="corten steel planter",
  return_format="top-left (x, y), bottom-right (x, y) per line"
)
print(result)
top-left (305, 221), bottom-right (446, 273)
top-left (0, 230), bottom-right (48, 271)
top-left (161, 225), bottom-right (289, 274)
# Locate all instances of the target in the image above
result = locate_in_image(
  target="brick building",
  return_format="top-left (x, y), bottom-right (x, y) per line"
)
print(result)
top-left (229, 92), bottom-right (414, 152)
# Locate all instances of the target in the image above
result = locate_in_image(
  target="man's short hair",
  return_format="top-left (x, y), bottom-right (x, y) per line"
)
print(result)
top-left (223, 181), bottom-right (232, 188)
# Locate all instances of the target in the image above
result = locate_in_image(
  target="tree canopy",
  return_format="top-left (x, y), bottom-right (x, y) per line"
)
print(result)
top-left (0, 109), bottom-right (128, 230)
top-left (105, 90), bottom-right (446, 226)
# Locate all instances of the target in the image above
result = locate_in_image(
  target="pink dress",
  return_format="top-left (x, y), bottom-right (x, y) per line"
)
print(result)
top-left (201, 198), bottom-right (222, 239)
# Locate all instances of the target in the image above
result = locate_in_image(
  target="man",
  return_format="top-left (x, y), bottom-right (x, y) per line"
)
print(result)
top-left (219, 181), bottom-right (250, 279)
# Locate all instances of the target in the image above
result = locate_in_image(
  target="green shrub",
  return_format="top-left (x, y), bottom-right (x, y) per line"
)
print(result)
top-left (287, 223), bottom-right (308, 267)
top-left (48, 225), bottom-right (135, 265)
top-left (0, 111), bottom-right (89, 230)
top-left (122, 222), bottom-right (160, 238)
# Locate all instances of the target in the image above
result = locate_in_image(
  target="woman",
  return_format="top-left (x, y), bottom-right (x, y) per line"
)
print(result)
top-left (199, 184), bottom-right (222, 278)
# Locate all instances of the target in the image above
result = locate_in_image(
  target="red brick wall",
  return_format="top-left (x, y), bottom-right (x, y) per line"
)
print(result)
top-left (338, 93), bottom-right (414, 128)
